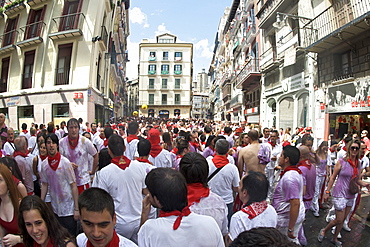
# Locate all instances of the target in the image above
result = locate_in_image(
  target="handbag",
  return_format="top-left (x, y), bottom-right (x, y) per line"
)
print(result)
top-left (349, 175), bottom-right (360, 195)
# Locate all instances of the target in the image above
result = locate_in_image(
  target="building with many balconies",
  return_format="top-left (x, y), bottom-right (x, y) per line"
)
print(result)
top-left (138, 33), bottom-right (193, 119)
top-left (0, 0), bottom-right (130, 129)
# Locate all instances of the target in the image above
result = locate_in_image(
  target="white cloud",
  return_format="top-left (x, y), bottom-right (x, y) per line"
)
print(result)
top-left (194, 39), bottom-right (213, 59)
top-left (130, 7), bottom-right (149, 28)
top-left (154, 23), bottom-right (171, 36)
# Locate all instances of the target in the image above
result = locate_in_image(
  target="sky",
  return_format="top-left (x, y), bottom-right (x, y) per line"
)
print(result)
top-left (126, 0), bottom-right (233, 80)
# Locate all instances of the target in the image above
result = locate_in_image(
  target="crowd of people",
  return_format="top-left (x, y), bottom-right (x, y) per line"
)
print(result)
top-left (0, 112), bottom-right (369, 247)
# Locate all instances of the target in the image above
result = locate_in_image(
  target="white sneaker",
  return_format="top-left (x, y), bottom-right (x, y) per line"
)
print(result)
top-left (313, 211), bottom-right (319, 217)
top-left (342, 223), bottom-right (351, 232)
top-left (331, 227), bottom-right (342, 239)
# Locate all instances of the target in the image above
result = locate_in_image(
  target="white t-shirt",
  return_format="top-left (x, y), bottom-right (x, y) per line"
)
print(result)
top-left (28, 136), bottom-right (37, 151)
top-left (3, 142), bottom-right (15, 156)
top-left (190, 191), bottom-right (228, 236)
top-left (207, 157), bottom-right (240, 204)
top-left (267, 144), bottom-right (282, 169)
top-left (92, 160), bottom-right (147, 240)
top-left (138, 213), bottom-right (224, 247)
top-left (361, 156), bottom-right (369, 170)
top-left (124, 138), bottom-right (139, 160)
top-left (40, 155), bottom-right (76, 217)
top-left (77, 232), bottom-right (137, 247)
top-left (19, 131), bottom-right (31, 140)
top-left (229, 204), bottom-right (277, 240)
top-left (148, 149), bottom-right (173, 168)
top-left (59, 136), bottom-right (97, 186)
top-left (337, 148), bottom-right (347, 161)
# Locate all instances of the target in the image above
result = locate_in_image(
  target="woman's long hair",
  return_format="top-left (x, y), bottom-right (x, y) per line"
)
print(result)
top-left (345, 139), bottom-right (361, 161)
top-left (18, 195), bottom-right (73, 247)
top-left (0, 164), bottom-right (22, 215)
top-left (0, 157), bottom-right (24, 183)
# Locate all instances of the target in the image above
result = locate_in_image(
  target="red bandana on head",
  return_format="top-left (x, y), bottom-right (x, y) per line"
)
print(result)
top-left (148, 128), bottom-right (162, 158)
top-left (280, 165), bottom-right (302, 178)
top-left (212, 155), bottom-right (229, 168)
top-left (68, 135), bottom-right (79, 150)
top-left (241, 200), bottom-right (268, 219)
top-left (48, 152), bottom-right (61, 171)
top-left (136, 158), bottom-right (152, 165)
top-left (187, 183), bottom-right (210, 205)
top-left (111, 155), bottom-right (131, 170)
top-left (298, 159), bottom-right (312, 170)
top-left (159, 206), bottom-right (191, 230)
top-left (127, 134), bottom-right (139, 143)
top-left (86, 230), bottom-right (120, 247)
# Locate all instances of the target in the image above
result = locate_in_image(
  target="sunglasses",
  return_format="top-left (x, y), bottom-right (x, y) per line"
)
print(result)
top-left (350, 146), bottom-right (359, 151)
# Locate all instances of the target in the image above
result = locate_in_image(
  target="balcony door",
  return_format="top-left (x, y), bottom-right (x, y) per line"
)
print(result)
top-left (25, 6), bottom-right (46, 39)
top-left (59, 0), bottom-right (83, 31)
top-left (3, 17), bottom-right (18, 47)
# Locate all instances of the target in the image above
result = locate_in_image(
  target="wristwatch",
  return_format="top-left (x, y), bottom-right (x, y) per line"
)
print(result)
top-left (288, 228), bottom-right (293, 233)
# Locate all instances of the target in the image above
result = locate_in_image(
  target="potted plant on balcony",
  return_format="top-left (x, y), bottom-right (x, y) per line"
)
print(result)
top-left (4, 0), bottom-right (25, 14)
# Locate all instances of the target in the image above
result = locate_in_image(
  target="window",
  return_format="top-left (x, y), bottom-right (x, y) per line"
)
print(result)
top-left (162, 79), bottom-right (167, 89)
top-left (175, 79), bottom-right (181, 89)
top-left (163, 51), bottom-right (169, 60)
top-left (175, 94), bottom-right (181, 104)
top-left (0, 57), bottom-right (10, 93)
top-left (161, 64), bottom-right (169, 74)
top-left (148, 64), bottom-right (156, 74)
top-left (52, 103), bottom-right (69, 117)
top-left (3, 17), bottom-right (18, 47)
top-left (149, 94), bottom-right (154, 104)
top-left (159, 39), bottom-right (173, 43)
top-left (25, 6), bottom-right (46, 40)
top-left (18, 106), bottom-right (34, 118)
top-left (174, 52), bottom-right (182, 61)
top-left (162, 94), bottom-right (167, 105)
top-left (149, 79), bottom-right (154, 89)
top-left (22, 50), bottom-right (35, 89)
top-left (60, 0), bottom-right (83, 31)
top-left (149, 52), bottom-right (156, 60)
top-left (174, 65), bottom-right (182, 74)
top-left (56, 43), bottom-right (72, 85)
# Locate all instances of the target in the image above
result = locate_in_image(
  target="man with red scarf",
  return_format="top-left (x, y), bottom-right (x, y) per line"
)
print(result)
top-left (19, 123), bottom-right (31, 140)
top-left (13, 136), bottom-right (34, 194)
top-left (92, 135), bottom-right (149, 244)
top-left (77, 188), bottom-right (137, 247)
top-left (266, 130), bottom-right (282, 202)
top-left (228, 171), bottom-right (277, 243)
top-left (179, 152), bottom-right (228, 238)
top-left (4, 127), bottom-right (15, 156)
top-left (138, 168), bottom-right (224, 247)
top-left (272, 145), bottom-right (305, 245)
top-left (124, 121), bottom-right (140, 160)
top-left (207, 139), bottom-right (240, 225)
top-left (59, 118), bottom-right (98, 194)
top-left (40, 133), bottom-right (79, 236)
top-left (147, 128), bottom-right (173, 168)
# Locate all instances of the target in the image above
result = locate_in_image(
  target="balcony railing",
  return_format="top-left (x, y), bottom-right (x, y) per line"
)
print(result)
top-left (234, 58), bottom-right (260, 87)
top-left (22, 21), bottom-right (45, 40)
top-left (162, 101), bottom-right (167, 105)
top-left (148, 70), bottom-right (156, 75)
top-left (162, 84), bottom-right (167, 89)
top-left (245, 24), bottom-right (256, 44)
top-left (55, 67), bottom-right (70, 85)
top-left (1, 30), bottom-right (17, 47)
top-left (174, 70), bottom-right (182, 75)
top-left (144, 101), bottom-right (192, 105)
top-left (333, 66), bottom-right (353, 82)
top-left (174, 84), bottom-right (181, 89)
top-left (162, 57), bottom-right (169, 61)
top-left (0, 81), bottom-right (6, 93)
top-left (276, 29), bottom-right (300, 56)
top-left (260, 46), bottom-right (278, 70)
top-left (49, 13), bottom-right (85, 39)
top-left (230, 93), bottom-right (243, 107)
top-left (302, 0), bottom-right (370, 48)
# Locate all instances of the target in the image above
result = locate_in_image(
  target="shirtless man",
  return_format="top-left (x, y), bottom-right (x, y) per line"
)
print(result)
top-left (237, 130), bottom-right (265, 177)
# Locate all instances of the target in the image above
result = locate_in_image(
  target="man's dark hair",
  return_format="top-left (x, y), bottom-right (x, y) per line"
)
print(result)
top-left (47, 124), bottom-right (54, 134)
top-left (241, 171), bottom-right (269, 206)
top-left (270, 129), bottom-right (279, 136)
top-left (248, 130), bottom-right (259, 141)
top-left (78, 187), bottom-right (115, 218)
top-left (224, 127), bottom-right (232, 134)
top-left (177, 139), bottom-right (189, 154)
top-left (67, 118), bottom-right (79, 128)
top-left (301, 134), bottom-right (314, 145)
top-left (108, 135), bottom-right (125, 157)
top-left (98, 148), bottom-right (111, 170)
top-left (145, 168), bottom-right (187, 212)
top-left (199, 134), bottom-right (206, 143)
top-left (45, 133), bottom-right (59, 148)
top-left (104, 127), bottom-right (114, 139)
top-left (230, 227), bottom-right (300, 247)
top-left (127, 121), bottom-right (139, 135)
top-left (204, 126), bottom-right (212, 134)
top-left (173, 127), bottom-right (179, 134)
top-left (78, 118), bottom-right (83, 124)
top-left (344, 134), bottom-right (353, 144)
top-left (179, 152), bottom-right (209, 188)
top-left (282, 145), bottom-right (300, 166)
top-left (215, 139), bottom-right (229, 155)
top-left (21, 123), bottom-right (27, 130)
top-left (90, 122), bottom-right (96, 128)
top-left (138, 139), bottom-right (151, 157)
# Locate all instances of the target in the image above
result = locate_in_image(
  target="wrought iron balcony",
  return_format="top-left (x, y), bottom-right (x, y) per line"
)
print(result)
top-left (230, 93), bottom-right (243, 108)
top-left (244, 24), bottom-right (256, 44)
top-left (235, 58), bottom-right (261, 89)
top-left (55, 67), bottom-right (70, 85)
top-left (49, 13), bottom-right (85, 40)
top-left (0, 30), bottom-right (17, 55)
top-left (16, 21), bottom-right (45, 48)
top-left (148, 70), bottom-right (156, 75)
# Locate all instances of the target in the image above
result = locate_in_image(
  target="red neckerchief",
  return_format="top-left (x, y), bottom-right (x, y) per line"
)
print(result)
top-left (7, 139), bottom-right (13, 143)
top-left (280, 165), bottom-right (302, 177)
top-left (68, 135), bottom-right (79, 150)
top-left (360, 155), bottom-right (364, 160)
top-left (99, 135), bottom-right (104, 140)
top-left (33, 238), bottom-right (54, 247)
top-left (298, 159), bottom-right (312, 170)
top-left (91, 130), bottom-right (97, 135)
top-left (241, 200), bottom-right (268, 219)
top-left (111, 155), bottom-right (131, 170)
top-left (187, 183), bottom-right (210, 205)
top-left (159, 206), bottom-right (191, 230)
top-left (171, 147), bottom-right (178, 154)
top-left (40, 154), bottom-right (47, 161)
top-left (127, 134), bottom-right (138, 143)
top-left (189, 141), bottom-right (199, 149)
top-left (210, 146), bottom-right (215, 152)
top-left (212, 155), bottom-right (229, 168)
top-left (13, 150), bottom-right (28, 158)
top-left (103, 138), bottom-right (108, 147)
top-left (342, 146), bottom-right (347, 151)
top-left (86, 230), bottom-right (119, 247)
top-left (136, 158), bottom-right (152, 165)
top-left (48, 152), bottom-right (61, 171)
top-left (176, 154), bottom-right (183, 160)
top-left (201, 141), bottom-right (206, 145)
top-left (0, 150), bottom-right (2, 157)
top-left (348, 158), bottom-right (359, 179)
top-left (268, 141), bottom-right (276, 148)
top-left (22, 130), bottom-right (28, 134)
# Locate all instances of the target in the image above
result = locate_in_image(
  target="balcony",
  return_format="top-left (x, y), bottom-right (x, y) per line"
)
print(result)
top-left (55, 67), bottom-right (70, 85)
top-left (98, 25), bottom-right (108, 51)
top-left (174, 57), bottom-right (182, 62)
top-left (276, 29), bottom-right (300, 57)
top-left (144, 101), bottom-right (192, 106)
top-left (235, 58), bottom-right (261, 90)
top-left (256, 0), bottom-right (294, 29)
top-left (148, 56), bottom-right (156, 61)
top-left (3, 1), bottom-right (26, 17)
top-left (148, 70), bottom-right (156, 75)
top-left (260, 46), bottom-right (279, 72)
top-left (27, 0), bottom-right (50, 7)
top-left (161, 70), bottom-right (169, 75)
top-left (302, 0), bottom-right (370, 53)
top-left (0, 30), bottom-right (17, 55)
top-left (174, 70), bottom-right (182, 75)
top-left (49, 13), bottom-right (85, 40)
top-left (333, 66), bottom-right (353, 82)
top-left (230, 93), bottom-right (243, 108)
top-left (245, 24), bottom-right (256, 44)
top-left (16, 21), bottom-right (45, 48)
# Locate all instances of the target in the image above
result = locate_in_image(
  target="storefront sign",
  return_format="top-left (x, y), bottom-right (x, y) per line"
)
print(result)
top-left (328, 78), bottom-right (370, 113)
top-left (281, 72), bottom-right (304, 93)
top-left (6, 96), bottom-right (20, 107)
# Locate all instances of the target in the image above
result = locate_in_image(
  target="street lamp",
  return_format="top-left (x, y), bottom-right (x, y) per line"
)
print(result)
top-left (273, 12), bottom-right (312, 29)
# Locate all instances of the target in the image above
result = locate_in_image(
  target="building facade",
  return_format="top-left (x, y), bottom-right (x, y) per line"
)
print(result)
top-left (0, 0), bottom-right (130, 129)
top-left (192, 69), bottom-right (210, 119)
top-left (138, 33), bottom-right (193, 119)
